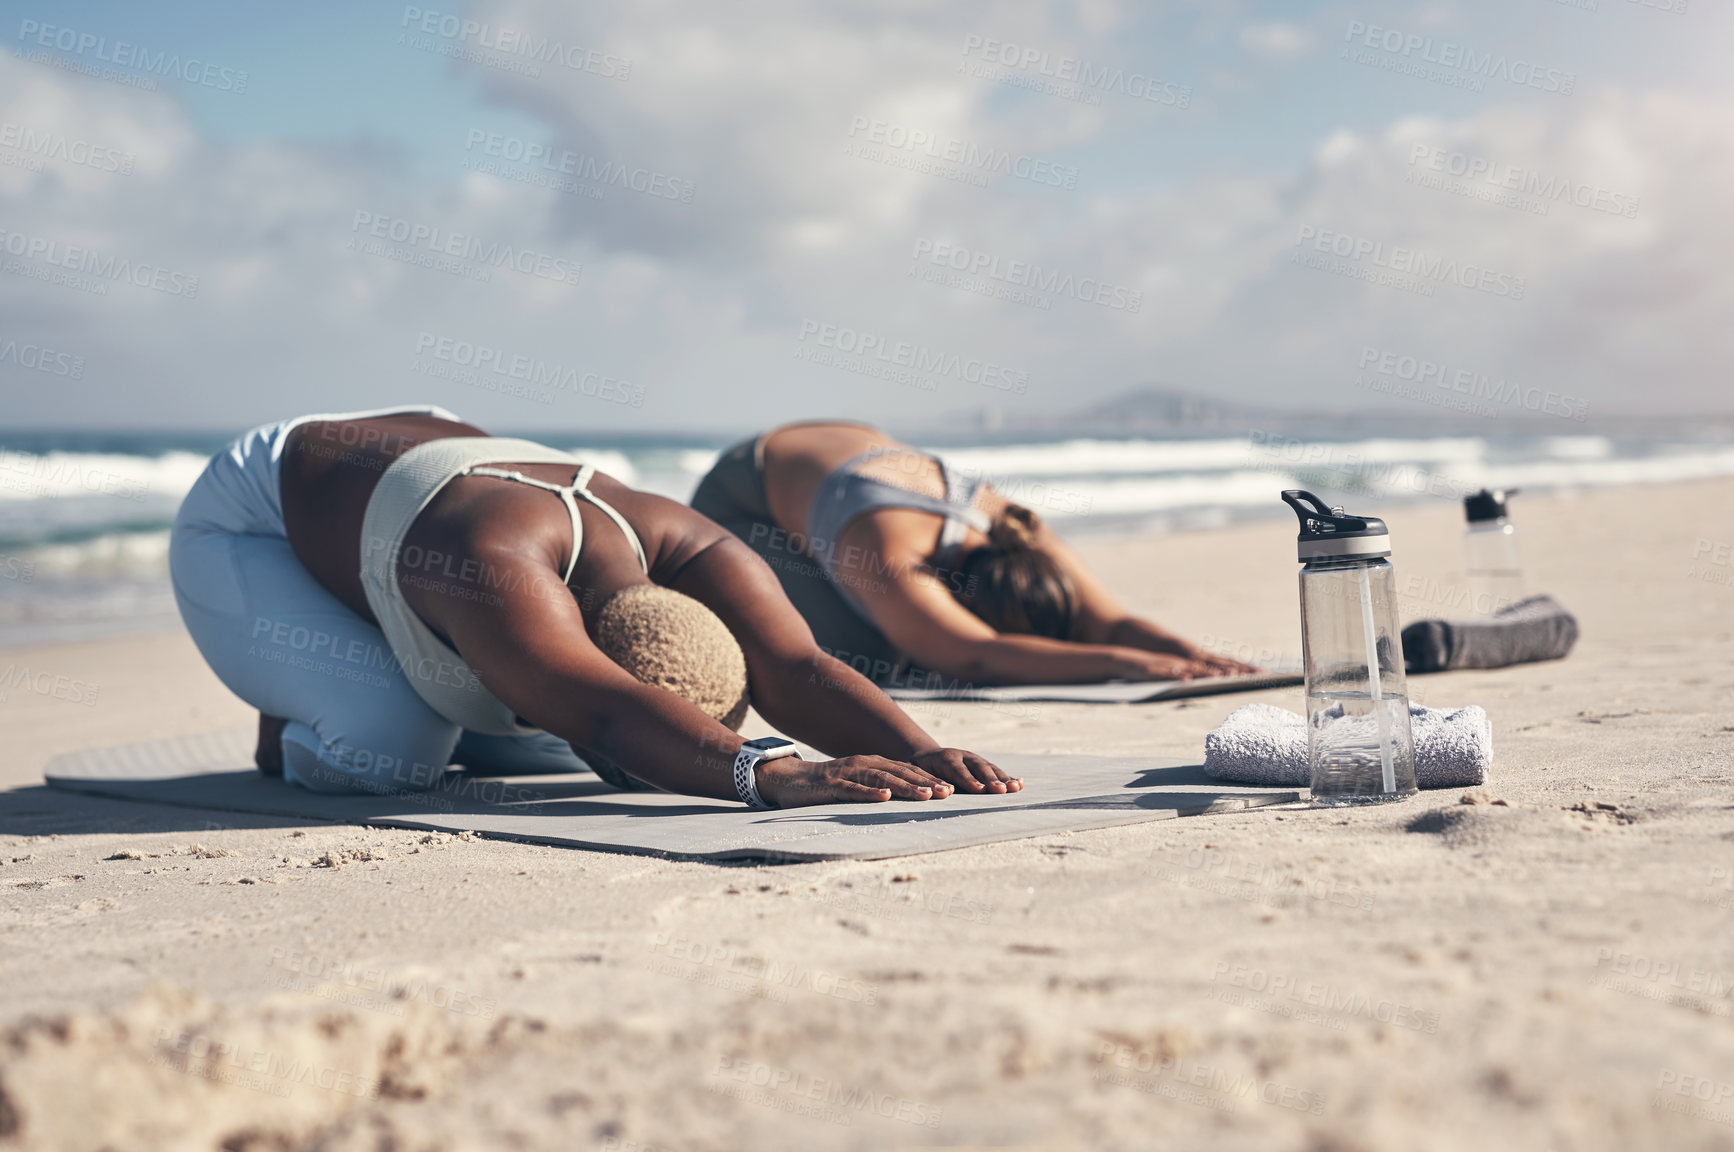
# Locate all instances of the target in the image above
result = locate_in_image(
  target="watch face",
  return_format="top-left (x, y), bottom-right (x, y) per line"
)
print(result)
top-left (742, 736), bottom-right (797, 754)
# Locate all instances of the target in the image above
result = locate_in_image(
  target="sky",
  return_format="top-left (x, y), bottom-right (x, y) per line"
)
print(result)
top-left (1, 0), bottom-right (1730, 433)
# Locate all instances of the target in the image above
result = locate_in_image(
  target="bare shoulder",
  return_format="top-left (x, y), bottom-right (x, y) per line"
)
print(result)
top-left (284, 416), bottom-right (491, 499)
top-left (585, 473), bottom-right (731, 577)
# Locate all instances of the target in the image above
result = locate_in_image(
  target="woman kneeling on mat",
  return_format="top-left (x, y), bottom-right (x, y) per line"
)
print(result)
top-left (691, 421), bottom-right (1259, 688)
top-left (169, 407), bottom-right (1014, 807)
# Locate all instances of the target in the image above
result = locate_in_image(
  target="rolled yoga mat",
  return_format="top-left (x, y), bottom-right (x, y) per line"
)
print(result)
top-left (1402, 594), bottom-right (1579, 674)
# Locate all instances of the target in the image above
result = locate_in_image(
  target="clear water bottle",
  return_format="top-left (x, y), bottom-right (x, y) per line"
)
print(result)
top-left (1464, 488), bottom-right (1522, 616)
top-left (1281, 491), bottom-right (1418, 805)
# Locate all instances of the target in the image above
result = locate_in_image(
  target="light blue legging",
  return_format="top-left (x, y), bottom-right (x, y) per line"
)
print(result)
top-left (170, 412), bottom-right (589, 794)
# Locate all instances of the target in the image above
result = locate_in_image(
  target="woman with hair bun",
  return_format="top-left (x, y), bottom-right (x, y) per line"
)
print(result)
top-left (170, 408), bottom-right (1013, 807)
top-left (691, 421), bottom-right (1257, 687)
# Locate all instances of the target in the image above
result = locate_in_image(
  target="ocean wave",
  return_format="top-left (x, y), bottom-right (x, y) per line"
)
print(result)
top-left (3, 430), bottom-right (1733, 648)
top-left (4, 437), bottom-right (1734, 556)
top-left (1018, 470), bottom-right (1292, 518)
top-left (1435, 445), bottom-right (1734, 491)
top-left (1540, 436), bottom-right (1613, 460)
top-left (23, 529), bottom-right (173, 580)
top-left (935, 436), bottom-right (1490, 479)
top-left (0, 449), bottom-right (208, 503)
top-left (1038, 445), bottom-right (1734, 520)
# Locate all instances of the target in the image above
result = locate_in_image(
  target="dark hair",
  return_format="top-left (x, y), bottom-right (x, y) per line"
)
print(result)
top-left (953, 503), bottom-right (1077, 640)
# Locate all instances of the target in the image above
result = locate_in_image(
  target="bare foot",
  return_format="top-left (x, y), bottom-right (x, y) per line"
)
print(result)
top-left (255, 714), bottom-right (288, 777)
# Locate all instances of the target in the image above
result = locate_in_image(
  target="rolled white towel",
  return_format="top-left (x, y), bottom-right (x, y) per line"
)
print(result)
top-left (1203, 702), bottom-right (1491, 790)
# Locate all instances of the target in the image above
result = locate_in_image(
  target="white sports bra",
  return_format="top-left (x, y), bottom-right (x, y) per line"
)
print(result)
top-left (358, 437), bottom-right (647, 735)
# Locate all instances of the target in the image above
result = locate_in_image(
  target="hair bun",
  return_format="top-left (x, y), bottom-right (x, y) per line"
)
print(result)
top-left (988, 503), bottom-right (1043, 551)
top-left (953, 502), bottom-right (1076, 640)
top-left (595, 584), bottom-right (750, 730)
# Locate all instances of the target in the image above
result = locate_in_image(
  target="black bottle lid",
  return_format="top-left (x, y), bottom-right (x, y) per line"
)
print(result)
top-left (1280, 490), bottom-right (1391, 562)
top-left (1464, 488), bottom-right (1518, 524)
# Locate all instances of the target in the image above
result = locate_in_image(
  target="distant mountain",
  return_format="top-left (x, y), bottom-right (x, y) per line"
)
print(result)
top-left (1061, 388), bottom-right (1253, 432)
top-left (915, 386), bottom-right (1734, 444)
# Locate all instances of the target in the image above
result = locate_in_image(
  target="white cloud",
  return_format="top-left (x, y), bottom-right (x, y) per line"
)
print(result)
top-left (4, 4), bottom-right (1733, 434)
top-left (1157, 90), bottom-right (1734, 414)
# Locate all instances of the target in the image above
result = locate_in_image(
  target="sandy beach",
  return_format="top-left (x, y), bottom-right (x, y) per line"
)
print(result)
top-left (2, 476), bottom-right (1732, 1151)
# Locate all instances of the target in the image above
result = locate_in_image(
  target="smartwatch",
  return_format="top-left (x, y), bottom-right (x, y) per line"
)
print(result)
top-left (733, 736), bottom-right (801, 809)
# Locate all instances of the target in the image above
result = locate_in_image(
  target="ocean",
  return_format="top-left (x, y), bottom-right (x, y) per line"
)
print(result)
top-left (3, 426), bottom-right (1732, 649)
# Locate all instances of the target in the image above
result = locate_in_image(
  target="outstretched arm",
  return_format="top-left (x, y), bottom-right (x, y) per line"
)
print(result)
top-left (663, 531), bottom-right (1019, 795)
top-left (1036, 526), bottom-right (1260, 676)
top-left (414, 540), bottom-right (973, 807)
top-left (825, 523), bottom-right (1217, 683)
top-left (863, 571), bottom-right (1220, 684)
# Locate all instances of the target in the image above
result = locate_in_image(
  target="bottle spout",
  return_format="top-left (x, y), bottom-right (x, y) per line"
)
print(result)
top-left (1280, 489), bottom-right (1392, 562)
top-left (1282, 489), bottom-right (1341, 531)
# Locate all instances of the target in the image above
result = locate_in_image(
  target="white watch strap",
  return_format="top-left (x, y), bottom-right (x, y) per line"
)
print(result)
top-left (733, 748), bottom-right (773, 809)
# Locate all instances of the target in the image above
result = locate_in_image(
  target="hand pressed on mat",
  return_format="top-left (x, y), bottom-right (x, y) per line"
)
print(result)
top-left (756, 747), bottom-right (1021, 807)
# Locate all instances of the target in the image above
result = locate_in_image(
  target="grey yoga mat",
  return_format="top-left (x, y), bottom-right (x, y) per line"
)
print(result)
top-left (886, 669), bottom-right (1303, 705)
top-left (41, 728), bottom-right (1301, 863)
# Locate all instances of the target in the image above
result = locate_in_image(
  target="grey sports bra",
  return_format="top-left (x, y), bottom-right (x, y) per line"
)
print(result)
top-left (806, 447), bottom-right (991, 621)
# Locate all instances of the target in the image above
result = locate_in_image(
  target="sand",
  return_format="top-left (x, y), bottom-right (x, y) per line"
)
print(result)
top-left (1, 477), bottom-right (1731, 1151)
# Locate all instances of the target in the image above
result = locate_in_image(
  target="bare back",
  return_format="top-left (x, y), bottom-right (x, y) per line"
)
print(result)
top-left (279, 414), bottom-right (712, 640)
top-left (759, 422), bottom-right (1003, 566)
